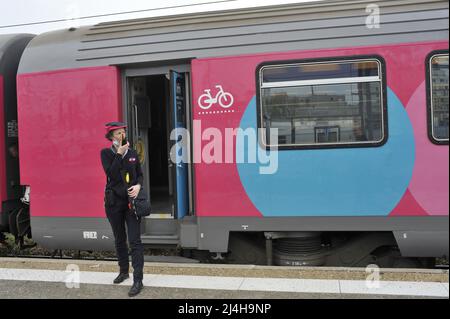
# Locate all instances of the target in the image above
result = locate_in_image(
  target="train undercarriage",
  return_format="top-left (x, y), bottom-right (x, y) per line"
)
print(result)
top-left (1, 216), bottom-right (445, 269)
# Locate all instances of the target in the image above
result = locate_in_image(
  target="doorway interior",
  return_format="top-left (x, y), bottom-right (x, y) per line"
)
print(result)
top-left (126, 70), bottom-right (191, 220)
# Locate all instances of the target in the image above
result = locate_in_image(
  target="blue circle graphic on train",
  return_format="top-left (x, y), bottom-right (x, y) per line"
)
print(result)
top-left (236, 88), bottom-right (415, 217)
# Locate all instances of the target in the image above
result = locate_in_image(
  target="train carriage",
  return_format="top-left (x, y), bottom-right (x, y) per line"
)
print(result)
top-left (6, 0), bottom-right (449, 266)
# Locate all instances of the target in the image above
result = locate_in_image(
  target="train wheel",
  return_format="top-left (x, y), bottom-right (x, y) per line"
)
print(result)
top-left (227, 233), bottom-right (266, 265)
top-left (373, 246), bottom-right (432, 269)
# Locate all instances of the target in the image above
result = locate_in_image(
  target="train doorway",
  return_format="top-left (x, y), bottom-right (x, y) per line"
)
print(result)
top-left (124, 67), bottom-right (192, 222)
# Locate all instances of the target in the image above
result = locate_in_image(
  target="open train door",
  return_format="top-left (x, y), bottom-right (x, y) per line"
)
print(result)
top-left (125, 67), bottom-right (191, 245)
top-left (169, 70), bottom-right (189, 220)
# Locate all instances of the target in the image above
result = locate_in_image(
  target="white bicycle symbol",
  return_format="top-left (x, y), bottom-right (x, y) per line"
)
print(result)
top-left (198, 85), bottom-right (234, 110)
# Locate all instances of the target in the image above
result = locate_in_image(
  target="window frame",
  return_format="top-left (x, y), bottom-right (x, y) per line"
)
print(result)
top-left (256, 55), bottom-right (389, 151)
top-left (426, 50), bottom-right (449, 145)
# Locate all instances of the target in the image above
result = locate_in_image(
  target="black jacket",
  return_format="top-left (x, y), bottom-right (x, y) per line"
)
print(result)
top-left (101, 147), bottom-right (144, 200)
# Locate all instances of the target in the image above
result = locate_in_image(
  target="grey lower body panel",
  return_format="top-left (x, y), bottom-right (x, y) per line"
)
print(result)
top-left (394, 231), bottom-right (449, 258)
top-left (30, 216), bottom-right (449, 258)
top-left (31, 217), bottom-right (115, 251)
top-left (194, 216), bottom-right (449, 257)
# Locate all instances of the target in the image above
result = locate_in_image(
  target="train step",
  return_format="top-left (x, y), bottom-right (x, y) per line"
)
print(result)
top-left (141, 234), bottom-right (180, 245)
top-left (144, 218), bottom-right (178, 236)
top-left (142, 255), bottom-right (200, 263)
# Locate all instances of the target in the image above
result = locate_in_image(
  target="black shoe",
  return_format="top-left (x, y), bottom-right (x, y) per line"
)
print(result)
top-left (113, 273), bottom-right (129, 284)
top-left (128, 281), bottom-right (144, 297)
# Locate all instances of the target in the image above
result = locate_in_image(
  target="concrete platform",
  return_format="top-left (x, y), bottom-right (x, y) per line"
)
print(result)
top-left (0, 280), bottom-right (444, 299)
top-left (0, 268), bottom-right (448, 298)
top-left (0, 258), bottom-right (448, 299)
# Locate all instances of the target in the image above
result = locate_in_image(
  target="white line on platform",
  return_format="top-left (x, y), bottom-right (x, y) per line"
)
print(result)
top-left (339, 280), bottom-right (448, 297)
top-left (0, 268), bottom-right (448, 298)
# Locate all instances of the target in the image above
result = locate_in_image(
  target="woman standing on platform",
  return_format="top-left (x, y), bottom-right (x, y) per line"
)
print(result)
top-left (101, 122), bottom-right (145, 297)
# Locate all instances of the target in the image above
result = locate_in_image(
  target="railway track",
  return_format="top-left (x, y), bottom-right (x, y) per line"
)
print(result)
top-left (1, 253), bottom-right (117, 262)
top-left (0, 244), bottom-right (198, 264)
top-left (1, 252), bottom-right (448, 270)
top-left (1, 237), bottom-right (448, 269)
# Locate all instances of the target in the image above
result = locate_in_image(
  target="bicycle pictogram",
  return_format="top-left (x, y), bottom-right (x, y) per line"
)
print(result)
top-left (198, 85), bottom-right (234, 110)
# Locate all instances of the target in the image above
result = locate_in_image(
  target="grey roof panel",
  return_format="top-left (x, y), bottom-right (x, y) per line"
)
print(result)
top-left (17, 0), bottom-right (449, 74)
top-left (66, 31), bottom-right (448, 68)
top-left (87, 0), bottom-right (445, 31)
top-left (75, 19), bottom-right (448, 60)
top-left (78, 9), bottom-right (449, 49)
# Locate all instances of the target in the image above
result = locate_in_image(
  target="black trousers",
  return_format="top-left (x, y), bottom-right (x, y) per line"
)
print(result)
top-left (105, 197), bottom-right (144, 282)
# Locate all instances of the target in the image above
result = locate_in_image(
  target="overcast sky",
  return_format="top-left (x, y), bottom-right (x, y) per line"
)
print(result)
top-left (0, 0), bottom-right (323, 35)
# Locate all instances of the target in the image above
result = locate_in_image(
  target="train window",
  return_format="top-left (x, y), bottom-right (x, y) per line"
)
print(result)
top-left (427, 52), bottom-right (449, 144)
top-left (257, 58), bottom-right (387, 149)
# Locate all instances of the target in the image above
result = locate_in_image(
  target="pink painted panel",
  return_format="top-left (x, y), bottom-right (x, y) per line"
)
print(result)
top-left (192, 41), bottom-right (448, 217)
top-left (17, 67), bottom-right (122, 218)
top-left (407, 83), bottom-right (449, 215)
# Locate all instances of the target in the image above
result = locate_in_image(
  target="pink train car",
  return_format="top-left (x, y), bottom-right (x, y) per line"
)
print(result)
top-left (1, 0), bottom-right (448, 267)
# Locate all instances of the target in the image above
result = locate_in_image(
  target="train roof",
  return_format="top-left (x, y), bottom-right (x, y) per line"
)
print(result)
top-left (0, 34), bottom-right (34, 76)
top-left (18, 0), bottom-right (449, 75)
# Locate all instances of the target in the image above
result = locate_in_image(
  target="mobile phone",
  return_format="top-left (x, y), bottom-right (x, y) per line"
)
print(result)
top-left (122, 137), bottom-right (128, 146)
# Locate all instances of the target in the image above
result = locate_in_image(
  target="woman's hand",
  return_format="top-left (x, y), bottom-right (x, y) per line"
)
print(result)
top-left (128, 184), bottom-right (141, 199)
top-left (117, 142), bottom-right (129, 155)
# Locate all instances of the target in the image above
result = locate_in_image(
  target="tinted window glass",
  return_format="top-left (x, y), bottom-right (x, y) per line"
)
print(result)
top-left (429, 54), bottom-right (449, 142)
top-left (259, 59), bottom-right (385, 147)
